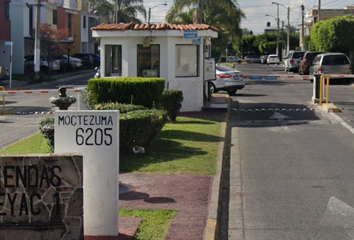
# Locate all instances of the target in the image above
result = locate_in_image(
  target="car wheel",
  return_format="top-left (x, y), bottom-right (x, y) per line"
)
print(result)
top-left (210, 82), bottom-right (217, 93)
top-left (247, 60), bottom-right (250, 63)
top-left (227, 90), bottom-right (237, 95)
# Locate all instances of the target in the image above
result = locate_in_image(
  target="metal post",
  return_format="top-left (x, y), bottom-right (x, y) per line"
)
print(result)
top-left (318, 0), bottom-right (321, 22)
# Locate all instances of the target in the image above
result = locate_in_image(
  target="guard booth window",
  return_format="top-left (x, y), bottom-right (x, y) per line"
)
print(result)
top-left (175, 45), bottom-right (198, 77)
top-left (137, 45), bottom-right (160, 78)
top-left (105, 45), bottom-right (122, 77)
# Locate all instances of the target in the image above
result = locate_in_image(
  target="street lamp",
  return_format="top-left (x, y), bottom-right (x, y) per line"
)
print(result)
top-left (272, 2), bottom-right (290, 57)
top-left (148, 3), bottom-right (167, 24)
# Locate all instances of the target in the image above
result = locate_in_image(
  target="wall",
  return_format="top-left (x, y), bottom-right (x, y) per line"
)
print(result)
top-left (0, 154), bottom-right (83, 240)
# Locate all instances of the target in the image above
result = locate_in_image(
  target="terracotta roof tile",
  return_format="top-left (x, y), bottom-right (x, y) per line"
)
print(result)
top-left (91, 22), bottom-right (221, 32)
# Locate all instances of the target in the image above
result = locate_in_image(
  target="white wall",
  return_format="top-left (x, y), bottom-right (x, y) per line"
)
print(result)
top-left (100, 36), bottom-right (204, 112)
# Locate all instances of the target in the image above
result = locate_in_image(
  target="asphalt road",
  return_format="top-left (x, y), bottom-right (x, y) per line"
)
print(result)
top-left (0, 72), bottom-right (95, 150)
top-left (224, 63), bottom-right (354, 240)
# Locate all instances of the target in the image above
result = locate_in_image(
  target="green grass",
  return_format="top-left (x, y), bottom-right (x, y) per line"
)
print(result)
top-left (120, 209), bottom-right (178, 240)
top-left (120, 116), bottom-right (224, 176)
top-left (0, 132), bottom-right (52, 154)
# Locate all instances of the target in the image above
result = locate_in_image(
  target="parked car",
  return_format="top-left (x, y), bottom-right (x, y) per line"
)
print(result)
top-left (0, 67), bottom-right (9, 80)
top-left (54, 55), bottom-right (82, 69)
top-left (309, 52), bottom-right (352, 77)
top-left (88, 53), bottom-right (101, 67)
top-left (260, 55), bottom-right (269, 64)
top-left (73, 53), bottom-right (93, 67)
top-left (210, 64), bottom-right (245, 95)
top-left (226, 56), bottom-right (243, 63)
top-left (24, 55), bottom-right (61, 72)
top-left (283, 50), bottom-right (306, 72)
top-left (298, 51), bottom-right (323, 75)
top-left (267, 54), bottom-right (280, 65)
top-left (244, 55), bottom-right (261, 63)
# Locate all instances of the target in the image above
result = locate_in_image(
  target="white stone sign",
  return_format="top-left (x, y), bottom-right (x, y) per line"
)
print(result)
top-left (54, 110), bottom-right (119, 237)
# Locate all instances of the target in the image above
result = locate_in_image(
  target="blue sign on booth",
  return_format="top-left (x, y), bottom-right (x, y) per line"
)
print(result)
top-left (184, 30), bottom-right (198, 39)
top-left (250, 76), bottom-right (262, 80)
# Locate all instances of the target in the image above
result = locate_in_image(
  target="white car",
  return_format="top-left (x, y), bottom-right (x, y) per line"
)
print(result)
top-left (210, 64), bottom-right (245, 95)
top-left (55, 55), bottom-right (83, 68)
top-left (24, 55), bottom-right (61, 72)
top-left (267, 54), bottom-right (280, 65)
top-left (226, 56), bottom-right (243, 63)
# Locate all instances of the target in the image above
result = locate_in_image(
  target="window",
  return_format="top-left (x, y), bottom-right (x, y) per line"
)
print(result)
top-left (137, 45), bottom-right (160, 77)
top-left (83, 16), bottom-right (86, 28)
top-left (175, 45), bottom-right (198, 77)
top-left (105, 45), bottom-right (122, 77)
top-left (53, 10), bottom-right (57, 25)
top-left (4, 2), bottom-right (9, 20)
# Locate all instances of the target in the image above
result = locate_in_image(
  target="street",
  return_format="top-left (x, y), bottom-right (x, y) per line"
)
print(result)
top-left (222, 63), bottom-right (354, 239)
top-left (0, 72), bottom-right (94, 150)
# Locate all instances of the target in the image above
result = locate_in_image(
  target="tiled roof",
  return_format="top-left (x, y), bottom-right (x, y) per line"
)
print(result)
top-left (91, 22), bottom-right (221, 32)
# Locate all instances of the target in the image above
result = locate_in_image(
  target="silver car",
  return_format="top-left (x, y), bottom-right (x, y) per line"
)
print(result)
top-left (309, 52), bottom-right (352, 77)
top-left (210, 64), bottom-right (245, 95)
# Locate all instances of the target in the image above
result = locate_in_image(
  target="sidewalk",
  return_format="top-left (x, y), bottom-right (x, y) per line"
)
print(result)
top-left (117, 94), bottom-right (230, 240)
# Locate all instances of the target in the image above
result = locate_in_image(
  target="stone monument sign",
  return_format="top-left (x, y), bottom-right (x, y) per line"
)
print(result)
top-left (0, 154), bottom-right (83, 240)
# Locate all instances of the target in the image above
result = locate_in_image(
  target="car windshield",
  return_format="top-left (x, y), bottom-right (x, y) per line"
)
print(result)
top-left (216, 65), bottom-right (236, 72)
top-left (322, 55), bottom-right (349, 65)
top-left (270, 56), bottom-right (278, 59)
top-left (293, 52), bottom-right (305, 58)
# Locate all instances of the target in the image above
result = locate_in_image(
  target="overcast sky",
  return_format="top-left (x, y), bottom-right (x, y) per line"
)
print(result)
top-left (144, 0), bottom-right (353, 34)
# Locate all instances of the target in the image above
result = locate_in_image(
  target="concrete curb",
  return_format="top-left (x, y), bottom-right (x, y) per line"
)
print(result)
top-left (204, 95), bottom-right (231, 240)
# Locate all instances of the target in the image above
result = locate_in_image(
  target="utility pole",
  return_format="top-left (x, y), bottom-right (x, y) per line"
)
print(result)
top-left (199, 0), bottom-right (204, 23)
top-left (301, 4), bottom-right (305, 50)
top-left (276, 4), bottom-right (279, 58)
top-left (34, 0), bottom-right (41, 80)
top-left (281, 21), bottom-right (284, 61)
top-left (286, 6), bottom-right (290, 56)
top-left (318, 0), bottom-right (321, 22)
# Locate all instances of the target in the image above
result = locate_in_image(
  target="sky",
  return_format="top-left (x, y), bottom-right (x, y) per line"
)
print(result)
top-left (143, 0), bottom-right (353, 34)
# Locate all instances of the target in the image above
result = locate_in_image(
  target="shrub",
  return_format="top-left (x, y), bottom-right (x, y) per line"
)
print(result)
top-left (93, 102), bottom-right (146, 113)
top-left (160, 90), bottom-right (183, 122)
top-left (39, 118), bottom-right (55, 151)
top-left (87, 77), bottom-right (165, 108)
top-left (120, 109), bottom-right (167, 153)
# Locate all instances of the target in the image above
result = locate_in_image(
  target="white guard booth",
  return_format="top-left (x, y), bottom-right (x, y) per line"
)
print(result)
top-left (91, 22), bottom-right (219, 112)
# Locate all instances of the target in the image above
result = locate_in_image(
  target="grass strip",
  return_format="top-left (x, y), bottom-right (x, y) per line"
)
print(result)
top-left (119, 209), bottom-right (178, 240)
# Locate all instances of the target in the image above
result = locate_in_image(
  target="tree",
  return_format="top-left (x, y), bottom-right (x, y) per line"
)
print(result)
top-left (40, 23), bottom-right (70, 75)
top-left (166, 0), bottom-right (245, 49)
top-left (89, 0), bottom-right (146, 23)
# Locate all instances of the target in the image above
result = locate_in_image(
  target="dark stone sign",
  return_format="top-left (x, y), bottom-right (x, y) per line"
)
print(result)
top-left (0, 154), bottom-right (83, 240)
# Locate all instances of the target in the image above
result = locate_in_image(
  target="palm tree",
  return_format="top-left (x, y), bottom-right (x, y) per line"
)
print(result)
top-left (89, 0), bottom-right (146, 24)
top-left (117, 0), bottom-right (146, 23)
top-left (166, 0), bottom-right (245, 42)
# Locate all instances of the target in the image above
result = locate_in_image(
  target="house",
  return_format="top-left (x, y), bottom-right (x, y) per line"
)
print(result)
top-left (300, 6), bottom-right (354, 49)
top-left (9, 0), bottom-right (98, 74)
top-left (0, 0), bottom-right (11, 70)
top-left (91, 22), bottom-right (219, 112)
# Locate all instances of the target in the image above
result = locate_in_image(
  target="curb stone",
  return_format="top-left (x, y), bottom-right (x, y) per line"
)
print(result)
top-left (204, 95), bottom-right (231, 240)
